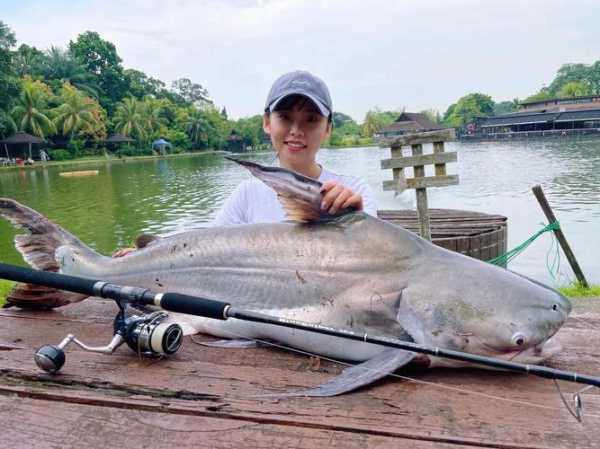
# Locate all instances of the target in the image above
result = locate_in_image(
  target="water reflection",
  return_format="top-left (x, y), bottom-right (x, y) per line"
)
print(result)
top-left (0, 140), bottom-right (598, 285)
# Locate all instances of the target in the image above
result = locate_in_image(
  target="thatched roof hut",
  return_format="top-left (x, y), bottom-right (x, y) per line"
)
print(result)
top-left (0, 132), bottom-right (46, 159)
top-left (375, 112), bottom-right (442, 140)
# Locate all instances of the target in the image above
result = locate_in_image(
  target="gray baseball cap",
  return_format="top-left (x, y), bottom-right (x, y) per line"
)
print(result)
top-left (265, 70), bottom-right (332, 117)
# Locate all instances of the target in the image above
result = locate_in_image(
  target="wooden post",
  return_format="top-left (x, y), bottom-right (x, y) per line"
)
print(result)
top-left (532, 185), bottom-right (589, 288)
top-left (381, 128), bottom-right (457, 242)
top-left (412, 143), bottom-right (431, 240)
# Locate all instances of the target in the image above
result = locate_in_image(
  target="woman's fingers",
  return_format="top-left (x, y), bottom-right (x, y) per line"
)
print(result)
top-left (341, 193), bottom-right (363, 211)
top-left (320, 182), bottom-right (363, 214)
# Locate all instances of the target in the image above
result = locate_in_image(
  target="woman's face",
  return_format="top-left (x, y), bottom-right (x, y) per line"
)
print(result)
top-left (263, 97), bottom-right (331, 171)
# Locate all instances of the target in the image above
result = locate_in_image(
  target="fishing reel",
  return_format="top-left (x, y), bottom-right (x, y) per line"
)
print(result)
top-left (34, 306), bottom-right (183, 373)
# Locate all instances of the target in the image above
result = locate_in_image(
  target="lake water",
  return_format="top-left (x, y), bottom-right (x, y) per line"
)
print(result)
top-left (0, 139), bottom-right (598, 286)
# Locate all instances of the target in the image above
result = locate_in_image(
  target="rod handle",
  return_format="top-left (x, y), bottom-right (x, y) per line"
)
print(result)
top-left (158, 293), bottom-right (230, 320)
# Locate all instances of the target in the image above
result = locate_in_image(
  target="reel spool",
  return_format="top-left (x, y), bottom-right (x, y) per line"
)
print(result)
top-left (34, 311), bottom-right (183, 373)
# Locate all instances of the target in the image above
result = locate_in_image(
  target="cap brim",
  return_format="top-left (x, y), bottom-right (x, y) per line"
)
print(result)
top-left (269, 92), bottom-right (330, 117)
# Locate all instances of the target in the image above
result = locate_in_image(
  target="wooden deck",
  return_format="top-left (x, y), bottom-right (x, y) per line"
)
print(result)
top-left (0, 298), bottom-right (599, 448)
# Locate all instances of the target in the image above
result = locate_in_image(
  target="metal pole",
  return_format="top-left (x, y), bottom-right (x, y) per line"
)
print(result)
top-left (532, 185), bottom-right (589, 288)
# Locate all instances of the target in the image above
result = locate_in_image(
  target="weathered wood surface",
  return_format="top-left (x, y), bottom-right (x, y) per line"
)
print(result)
top-left (385, 128), bottom-right (457, 147)
top-left (383, 175), bottom-right (460, 191)
top-left (380, 152), bottom-right (457, 170)
top-left (0, 298), bottom-right (599, 449)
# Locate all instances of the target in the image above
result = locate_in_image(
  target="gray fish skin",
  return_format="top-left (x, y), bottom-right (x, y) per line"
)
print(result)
top-left (56, 210), bottom-right (570, 367)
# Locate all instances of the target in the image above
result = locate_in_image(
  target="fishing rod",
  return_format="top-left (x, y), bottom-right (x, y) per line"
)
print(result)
top-left (1, 262), bottom-right (599, 390)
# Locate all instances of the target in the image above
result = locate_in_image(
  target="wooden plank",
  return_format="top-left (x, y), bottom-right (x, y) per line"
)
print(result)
top-left (389, 128), bottom-right (456, 147)
top-left (0, 302), bottom-right (599, 448)
top-left (380, 152), bottom-right (457, 170)
top-left (1, 396), bottom-right (471, 449)
top-left (383, 175), bottom-right (459, 191)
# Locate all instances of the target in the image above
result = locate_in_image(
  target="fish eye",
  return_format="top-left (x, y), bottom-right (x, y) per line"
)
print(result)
top-left (512, 333), bottom-right (526, 346)
top-left (552, 304), bottom-right (558, 311)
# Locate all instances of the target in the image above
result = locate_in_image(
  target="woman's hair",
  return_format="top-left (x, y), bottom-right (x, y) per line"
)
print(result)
top-left (265, 94), bottom-right (333, 123)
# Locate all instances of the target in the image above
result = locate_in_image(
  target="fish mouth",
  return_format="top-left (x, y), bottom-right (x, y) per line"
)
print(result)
top-left (471, 335), bottom-right (562, 364)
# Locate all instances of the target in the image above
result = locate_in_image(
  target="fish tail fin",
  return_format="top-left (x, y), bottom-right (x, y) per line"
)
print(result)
top-left (0, 198), bottom-right (98, 309)
top-left (226, 157), bottom-right (357, 223)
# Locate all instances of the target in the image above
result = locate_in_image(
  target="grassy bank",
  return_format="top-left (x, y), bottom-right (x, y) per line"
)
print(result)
top-left (0, 149), bottom-right (229, 172)
top-left (0, 280), bottom-right (14, 307)
top-left (558, 283), bottom-right (600, 298)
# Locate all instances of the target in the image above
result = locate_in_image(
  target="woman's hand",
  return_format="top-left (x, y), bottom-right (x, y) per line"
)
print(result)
top-left (112, 247), bottom-right (136, 258)
top-left (320, 181), bottom-right (363, 215)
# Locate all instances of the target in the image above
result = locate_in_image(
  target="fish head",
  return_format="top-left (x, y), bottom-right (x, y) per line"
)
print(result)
top-left (399, 256), bottom-right (571, 366)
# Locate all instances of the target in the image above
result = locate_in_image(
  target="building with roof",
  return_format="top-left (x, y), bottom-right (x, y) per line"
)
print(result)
top-left (519, 95), bottom-right (600, 113)
top-left (460, 95), bottom-right (600, 140)
top-left (375, 112), bottom-right (442, 141)
top-left (467, 108), bottom-right (600, 140)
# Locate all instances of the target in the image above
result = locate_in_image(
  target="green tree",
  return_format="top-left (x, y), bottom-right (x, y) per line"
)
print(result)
top-left (332, 112), bottom-right (355, 128)
top-left (52, 82), bottom-right (102, 140)
top-left (493, 100), bottom-right (518, 115)
top-left (185, 108), bottom-right (212, 148)
top-left (69, 31), bottom-right (129, 113)
top-left (125, 69), bottom-right (166, 99)
top-left (444, 93), bottom-right (494, 127)
top-left (113, 97), bottom-right (146, 140)
top-left (0, 21), bottom-right (19, 111)
top-left (361, 108), bottom-right (398, 137)
top-left (559, 80), bottom-right (591, 98)
top-left (0, 109), bottom-right (16, 138)
top-left (202, 106), bottom-right (231, 150)
top-left (171, 78), bottom-right (211, 107)
top-left (11, 77), bottom-right (56, 138)
top-left (36, 46), bottom-right (99, 97)
top-left (523, 87), bottom-right (552, 103)
top-left (12, 44), bottom-right (45, 78)
top-left (548, 63), bottom-right (591, 96)
top-left (232, 114), bottom-right (264, 150)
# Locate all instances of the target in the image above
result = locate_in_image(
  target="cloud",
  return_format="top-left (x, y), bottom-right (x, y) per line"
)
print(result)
top-left (5, 0), bottom-right (600, 121)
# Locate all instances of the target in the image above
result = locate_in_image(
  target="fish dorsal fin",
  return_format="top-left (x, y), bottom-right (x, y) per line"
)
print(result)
top-left (226, 157), bottom-right (357, 223)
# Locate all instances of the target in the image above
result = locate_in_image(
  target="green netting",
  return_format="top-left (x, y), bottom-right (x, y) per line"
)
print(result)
top-left (487, 221), bottom-right (560, 267)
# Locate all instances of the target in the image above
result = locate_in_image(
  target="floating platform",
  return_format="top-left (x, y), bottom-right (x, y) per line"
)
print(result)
top-left (0, 298), bottom-right (598, 448)
top-left (59, 170), bottom-right (99, 177)
top-left (379, 208), bottom-right (508, 262)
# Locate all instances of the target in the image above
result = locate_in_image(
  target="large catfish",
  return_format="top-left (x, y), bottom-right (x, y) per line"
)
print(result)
top-left (0, 159), bottom-right (571, 396)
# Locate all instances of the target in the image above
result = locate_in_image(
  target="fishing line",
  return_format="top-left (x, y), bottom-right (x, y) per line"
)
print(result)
top-left (190, 327), bottom-right (600, 419)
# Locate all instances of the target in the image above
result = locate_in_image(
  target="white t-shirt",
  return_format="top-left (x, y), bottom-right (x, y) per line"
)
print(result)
top-left (212, 167), bottom-right (378, 226)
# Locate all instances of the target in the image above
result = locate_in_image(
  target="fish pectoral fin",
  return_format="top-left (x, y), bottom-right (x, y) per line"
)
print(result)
top-left (262, 349), bottom-right (415, 398)
top-left (226, 157), bottom-right (357, 223)
top-left (200, 339), bottom-right (263, 349)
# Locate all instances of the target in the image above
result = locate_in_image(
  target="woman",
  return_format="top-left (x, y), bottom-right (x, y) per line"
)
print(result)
top-left (113, 70), bottom-right (377, 256)
top-left (212, 70), bottom-right (377, 225)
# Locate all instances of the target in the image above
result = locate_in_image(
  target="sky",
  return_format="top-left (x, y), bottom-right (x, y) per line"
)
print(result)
top-left (3, 0), bottom-right (600, 121)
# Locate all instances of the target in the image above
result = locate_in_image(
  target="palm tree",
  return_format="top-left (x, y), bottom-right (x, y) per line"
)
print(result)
top-left (37, 47), bottom-right (99, 98)
top-left (139, 98), bottom-right (163, 137)
top-left (52, 83), bottom-right (99, 139)
top-left (11, 82), bottom-right (56, 138)
top-left (113, 97), bottom-right (146, 140)
top-left (185, 109), bottom-right (211, 148)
